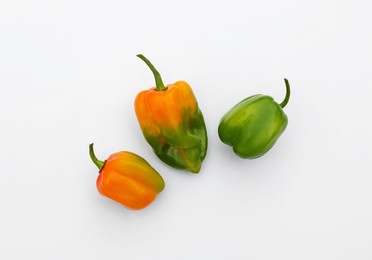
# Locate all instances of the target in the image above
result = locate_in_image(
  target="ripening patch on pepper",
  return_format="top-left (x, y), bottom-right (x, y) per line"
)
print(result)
top-left (218, 79), bottom-right (291, 159)
top-left (89, 143), bottom-right (165, 210)
top-left (134, 54), bottom-right (207, 173)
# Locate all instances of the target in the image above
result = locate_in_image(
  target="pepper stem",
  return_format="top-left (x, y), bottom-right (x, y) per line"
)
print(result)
top-left (137, 54), bottom-right (166, 91)
top-left (280, 78), bottom-right (291, 108)
top-left (89, 143), bottom-right (105, 171)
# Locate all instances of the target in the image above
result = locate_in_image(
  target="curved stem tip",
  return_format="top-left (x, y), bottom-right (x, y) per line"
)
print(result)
top-left (280, 78), bottom-right (291, 108)
top-left (137, 54), bottom-right (166, 91)
top-left (89, 143), bottom-right (105, 171)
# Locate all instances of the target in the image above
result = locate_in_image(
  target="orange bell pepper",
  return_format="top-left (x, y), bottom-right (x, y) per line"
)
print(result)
top-left (134, 54), bottom-right (208, 173)
top-left (89, 143), bottom-right (165, 210)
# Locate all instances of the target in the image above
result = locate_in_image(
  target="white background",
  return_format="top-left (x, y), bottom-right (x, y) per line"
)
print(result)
top-left (1, 0), bottom-right (372, 259)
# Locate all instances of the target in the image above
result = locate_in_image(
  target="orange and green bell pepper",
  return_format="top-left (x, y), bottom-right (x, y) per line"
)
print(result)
top-left (218, 79), bottom-right (291, 158)
top-left (89, 143), bottom-right (165, 210)
top-left (134, 54), bottom-right (207, 173)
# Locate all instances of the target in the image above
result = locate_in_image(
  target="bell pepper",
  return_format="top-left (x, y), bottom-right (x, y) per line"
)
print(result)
top-left (89, 143), bottom-right (165, 210)
top-left (218, 78), bottom-right (291, 158)
top-left (134, 54), bottom-right (207, 173)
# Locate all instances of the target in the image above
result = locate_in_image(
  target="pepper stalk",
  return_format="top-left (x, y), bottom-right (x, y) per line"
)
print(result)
top-left (137, 54), bottom-right (166, 91)
top-left (89, 143), bottom-right (105, 171)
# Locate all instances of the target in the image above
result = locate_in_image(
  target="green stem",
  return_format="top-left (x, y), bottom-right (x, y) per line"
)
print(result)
top-left (89, 143), bottom-right (105, 171)
top-left (280, 78), bottom-right (291, 108)
top-left (137, 54), bottom-right (166, 91)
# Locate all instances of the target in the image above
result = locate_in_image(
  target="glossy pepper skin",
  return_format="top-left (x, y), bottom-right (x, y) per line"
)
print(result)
top-left (89, 143), bottom-right (165, 210)
top-left (134, 54), bottom-right (207, 173)
top-left (218, 79), bottom-right (291, 159)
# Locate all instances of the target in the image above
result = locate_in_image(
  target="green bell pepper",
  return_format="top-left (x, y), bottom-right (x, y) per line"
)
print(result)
top-left (218, 78), bottom-right (291, 158)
